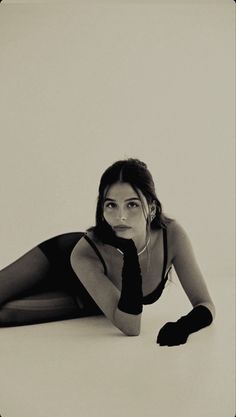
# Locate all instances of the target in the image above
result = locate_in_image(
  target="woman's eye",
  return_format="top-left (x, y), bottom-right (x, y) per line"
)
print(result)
top-left (105, 203), bottom-right (116, 208)
top-left (128, 202), bottom-right (139, 208)
top-left (104, 202), bottom-right (139, 209)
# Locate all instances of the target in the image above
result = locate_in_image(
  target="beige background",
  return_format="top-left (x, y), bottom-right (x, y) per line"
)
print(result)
top-left (0, 1), bottom-right (234, 280)
top-left (0, 2), bottom-right (235, 417)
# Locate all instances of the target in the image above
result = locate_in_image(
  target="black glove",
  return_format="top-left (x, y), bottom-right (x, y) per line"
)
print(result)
top-left (118, 248), bottom-right (143, 315)
top-left (101, 223), bottom-right (143, 315)
top-left (156, 305), bottom-right (213, 347)
top-left (100, 222), bottom-right (137, 253)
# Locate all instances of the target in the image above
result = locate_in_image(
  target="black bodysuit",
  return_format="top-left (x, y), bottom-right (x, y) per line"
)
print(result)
top-left (38, 228), bottom-right (171, 315)
top-left (1, 220), bottom-right (214, 328)
top-left (82, 228), bottom-right (171, 305)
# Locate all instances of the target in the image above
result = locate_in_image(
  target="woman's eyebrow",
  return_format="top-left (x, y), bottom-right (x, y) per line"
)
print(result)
top-left (104, 197), bottom-right (141, 202)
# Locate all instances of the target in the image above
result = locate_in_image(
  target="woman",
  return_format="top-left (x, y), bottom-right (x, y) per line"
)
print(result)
top-left (0, 158), bottom-right (215, 346)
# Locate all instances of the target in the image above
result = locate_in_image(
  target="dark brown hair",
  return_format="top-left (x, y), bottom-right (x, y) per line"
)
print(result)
top-left (87, 158), bottom-right (173, 243)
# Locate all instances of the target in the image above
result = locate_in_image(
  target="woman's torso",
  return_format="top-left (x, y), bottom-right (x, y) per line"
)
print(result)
top-left (84, 225), bottom-right (174, 299)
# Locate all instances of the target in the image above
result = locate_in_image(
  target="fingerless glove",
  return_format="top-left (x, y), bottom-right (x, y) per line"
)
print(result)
top-left (156, 305), bottom-right (213, 346)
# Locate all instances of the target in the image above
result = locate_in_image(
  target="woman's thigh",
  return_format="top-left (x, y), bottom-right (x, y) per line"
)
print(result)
top-left (38, 232), bottom-right (103, 315)
top-left (0, 232), bottom-right (84, 302)
top-left (0, 232), bottom-right (104, 325)
top-left (0, 246), bottom-right (52, 304)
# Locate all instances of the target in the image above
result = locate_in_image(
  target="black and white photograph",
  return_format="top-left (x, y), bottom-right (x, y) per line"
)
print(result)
top-left (0, 1), bottom-right (235, 417)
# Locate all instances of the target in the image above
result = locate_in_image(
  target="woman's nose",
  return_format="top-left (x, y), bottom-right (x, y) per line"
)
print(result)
top-left (117, 208), bottom-right (127, 221)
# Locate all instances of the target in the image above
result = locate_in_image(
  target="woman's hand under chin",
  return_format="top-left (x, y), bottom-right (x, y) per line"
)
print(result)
top-left (101, 223), bottom-right (137, 253)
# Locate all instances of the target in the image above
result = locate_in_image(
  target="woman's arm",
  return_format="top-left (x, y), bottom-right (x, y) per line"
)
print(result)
top-left (70, 237), bottom-right (142, 336)
top-left (156, 221), bottom-right (216, 346)
top-left (170, 221), bottom-right (216, 317)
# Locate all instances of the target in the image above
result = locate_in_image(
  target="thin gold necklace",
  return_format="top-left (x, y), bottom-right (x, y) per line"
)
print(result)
top-left (116, 237), bottom-right (151, 257)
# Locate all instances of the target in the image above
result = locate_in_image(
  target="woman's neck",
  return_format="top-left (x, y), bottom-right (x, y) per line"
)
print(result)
top-left (132, 232), bottom-right (151, 254)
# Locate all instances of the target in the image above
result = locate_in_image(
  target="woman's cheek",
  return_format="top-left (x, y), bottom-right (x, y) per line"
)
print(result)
top-left (104, 212), bottom-right (114, 224)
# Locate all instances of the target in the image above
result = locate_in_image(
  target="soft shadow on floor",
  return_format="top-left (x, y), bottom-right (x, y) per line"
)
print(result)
top-left (0, 277), bottom-right (235, 417)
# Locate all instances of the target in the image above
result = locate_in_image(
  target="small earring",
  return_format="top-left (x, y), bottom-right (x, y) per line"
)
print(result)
top-left (150, 212), bottom-right (156, 221)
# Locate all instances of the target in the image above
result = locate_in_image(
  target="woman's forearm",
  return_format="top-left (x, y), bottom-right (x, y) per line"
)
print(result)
top-left (117, 250), bottom-right (143, 314)
top-left (157, 305), bottom-right (214, 346)
top-left (194, 300), bottom-right (216, 320)
top-left (113, 307), bottom-right (142, 336)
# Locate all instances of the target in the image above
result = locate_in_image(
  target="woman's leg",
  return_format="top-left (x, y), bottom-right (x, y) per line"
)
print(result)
top-left (0, 246), bottom-right (52, 306)
top-left (0, 289), bottom-right (81, 326)
top-left (0, 233), bottom-right (103, 326)
top-left (0, 246), bottom-right (77, 325)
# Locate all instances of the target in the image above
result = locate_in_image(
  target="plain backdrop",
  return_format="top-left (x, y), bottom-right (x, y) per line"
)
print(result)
top-left (0, 1), bottom-right (234, 280)
top-left (0, 2), bottom-right (235, 417)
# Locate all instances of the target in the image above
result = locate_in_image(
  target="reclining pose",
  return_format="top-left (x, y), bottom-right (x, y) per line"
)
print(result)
top-left (0, 158), bottom-right (215, 346)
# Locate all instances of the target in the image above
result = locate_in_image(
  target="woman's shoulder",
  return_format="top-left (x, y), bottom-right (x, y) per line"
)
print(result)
top-left (166, 219), bottom-right (191, 248)
top-left (166, 218), bottom-right (186, 237)
top-left (81, 228), bottom-right (107, 255)
top-left (166, 219), bottom-right (194, 258)
top-left (85, 228), bottom-right (102, 245)
top-left (71, 229), bottom-right (104, 265)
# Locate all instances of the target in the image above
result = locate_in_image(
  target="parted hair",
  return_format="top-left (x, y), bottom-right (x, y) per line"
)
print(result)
top-left (87, 158), bottom-right (173, 241)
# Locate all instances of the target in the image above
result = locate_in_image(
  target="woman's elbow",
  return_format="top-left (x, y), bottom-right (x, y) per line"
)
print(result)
top-left (114, 319), bottom-right (141, 336)
top-left (113, 308), bottom-right (142, 336)
top-left (123, 328), bottom-right (140, 337)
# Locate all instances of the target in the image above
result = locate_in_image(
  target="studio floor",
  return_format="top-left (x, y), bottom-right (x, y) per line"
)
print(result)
top-left (0, 275), bottom-right (235, 417)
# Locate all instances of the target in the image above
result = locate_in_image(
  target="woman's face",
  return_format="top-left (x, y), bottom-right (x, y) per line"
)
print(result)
top-left (103, 182), bottom-right (152, 245)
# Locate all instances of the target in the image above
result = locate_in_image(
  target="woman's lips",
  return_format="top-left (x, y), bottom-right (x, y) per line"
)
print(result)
top-left (114, 226), bottom-right (131, 231)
